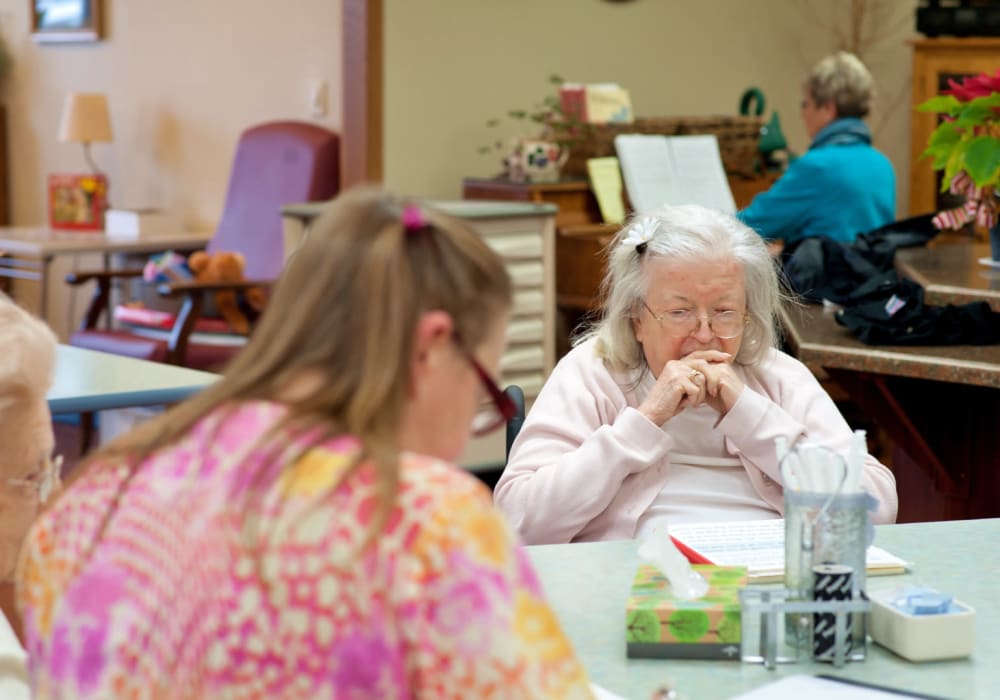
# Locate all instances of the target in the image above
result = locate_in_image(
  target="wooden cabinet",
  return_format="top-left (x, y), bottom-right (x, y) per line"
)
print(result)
top-left (440, 201), bottom-right (557, 470)
top-left (462, 178), bottom-right (600, 227)
top-left (453, 202), bottom-right (557, 394)
top-left (909, 38), bottom-right (1000, 217)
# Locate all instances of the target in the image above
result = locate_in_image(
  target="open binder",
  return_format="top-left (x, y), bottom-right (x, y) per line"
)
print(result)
top-left (614, 133), bottom-right (737, 215)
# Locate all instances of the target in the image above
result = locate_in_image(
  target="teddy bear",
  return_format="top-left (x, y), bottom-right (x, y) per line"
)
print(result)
top-left (186, 251), bottom-right (268, 335)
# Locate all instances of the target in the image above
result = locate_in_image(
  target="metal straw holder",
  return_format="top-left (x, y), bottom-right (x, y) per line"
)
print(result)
top-left (739, 588), bottom-right (871, 669)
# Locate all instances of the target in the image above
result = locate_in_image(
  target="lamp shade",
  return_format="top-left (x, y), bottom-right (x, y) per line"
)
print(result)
top-left (58, 92), bottom-right (113, 143)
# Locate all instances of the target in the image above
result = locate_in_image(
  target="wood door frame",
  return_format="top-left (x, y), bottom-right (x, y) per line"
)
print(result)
top-left (342, 0), bottom-right (383, 186)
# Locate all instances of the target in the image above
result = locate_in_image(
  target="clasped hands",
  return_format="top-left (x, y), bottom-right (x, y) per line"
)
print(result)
top-left (638, 350), bottom-right (744, 425)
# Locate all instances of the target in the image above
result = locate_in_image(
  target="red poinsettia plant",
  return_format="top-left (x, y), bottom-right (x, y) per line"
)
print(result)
top-left (917, 68), bottom-right (1000, 230)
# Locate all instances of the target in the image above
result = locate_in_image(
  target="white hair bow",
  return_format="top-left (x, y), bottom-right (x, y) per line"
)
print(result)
top-left (620, 217), bottom-right (657, 249)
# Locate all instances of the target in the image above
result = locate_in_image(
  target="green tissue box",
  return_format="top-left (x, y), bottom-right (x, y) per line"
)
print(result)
top-left (626, 564), bottom-right (747, 660)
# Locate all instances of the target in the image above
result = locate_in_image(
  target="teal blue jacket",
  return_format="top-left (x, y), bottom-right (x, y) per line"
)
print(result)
top-left (738, 118), bottom-right (896, 244)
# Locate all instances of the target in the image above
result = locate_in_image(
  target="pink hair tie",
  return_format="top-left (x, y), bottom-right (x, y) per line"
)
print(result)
top-left (401, 204), bottom-right (426, 232)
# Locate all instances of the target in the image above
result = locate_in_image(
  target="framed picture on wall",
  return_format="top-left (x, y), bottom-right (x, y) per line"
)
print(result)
top-left (31, 0), bottom-right (103, 43)
top-left (47, 173), bottom-right (108, 230)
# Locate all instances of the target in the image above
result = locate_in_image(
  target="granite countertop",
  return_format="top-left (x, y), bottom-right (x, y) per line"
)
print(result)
top-left (896, 241), bottom-right (1000, 312)
top-left (780, 302), bottom-right (1000, 389)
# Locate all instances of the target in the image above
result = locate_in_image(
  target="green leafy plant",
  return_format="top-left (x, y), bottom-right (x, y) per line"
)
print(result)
top-left (917, 70), bottom-right (1000, 229)
top-left (477, 73), bottom-right (589, 156)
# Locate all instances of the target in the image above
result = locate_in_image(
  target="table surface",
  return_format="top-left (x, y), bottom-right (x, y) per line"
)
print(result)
top-left (528, 518), bottom-right (998, 700)
top-left (896, 241), bottom-right (1000, 312)
top-left (0, 227), bottom-right (211, 256)
top-left (780, 302), bottom-right (1000, 389)
top-left (48, 345), bottom-right (218, 414)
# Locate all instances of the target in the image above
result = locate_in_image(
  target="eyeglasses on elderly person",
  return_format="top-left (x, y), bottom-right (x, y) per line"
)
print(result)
top-left (5, 453), bottom-right (62, 504)
top-left (641, 302), bottom-right (748, 340)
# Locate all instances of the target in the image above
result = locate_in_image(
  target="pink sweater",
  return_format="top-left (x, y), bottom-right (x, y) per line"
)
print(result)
top-left (494, 339), bottom-right (898, 544)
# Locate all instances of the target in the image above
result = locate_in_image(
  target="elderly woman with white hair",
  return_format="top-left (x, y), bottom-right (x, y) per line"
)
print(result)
top-left (0, 294), bottom-right (59, 585)
top-left (739, 51), bottom-right (896, 244)
top-left (0, 293), bottom-right (59, 699)
top-left (494, 205), bottom-right (897, 545)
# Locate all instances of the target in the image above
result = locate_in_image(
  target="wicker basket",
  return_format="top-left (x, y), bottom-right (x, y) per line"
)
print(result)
top-left (560, 114), bottom-right (763, 178)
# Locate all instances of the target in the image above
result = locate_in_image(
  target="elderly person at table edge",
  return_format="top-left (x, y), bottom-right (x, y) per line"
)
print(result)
top-left (1, 295), bottom-right (59, 599)
top-left (494, 205), bottom-right (897, 545)
top-left (738, 51), bottom-right (896, 245)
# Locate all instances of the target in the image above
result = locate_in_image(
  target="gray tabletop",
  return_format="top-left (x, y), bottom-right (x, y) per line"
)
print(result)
top-left (0, 227), bottom-right (210, 256)
top-left (527, 518), bottom-right (997, 700)
top-left (282, 199), bottom-right (557, 223)
top-left (48, 345), bottom-right (218, 413)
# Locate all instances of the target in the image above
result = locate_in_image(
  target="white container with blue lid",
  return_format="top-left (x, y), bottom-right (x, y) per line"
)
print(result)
top-left (869, 587), bottom-right (975, 662)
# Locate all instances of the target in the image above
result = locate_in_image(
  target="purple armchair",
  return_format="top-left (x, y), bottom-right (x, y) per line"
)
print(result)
top-left (67, 120), bottom-right (340, 371)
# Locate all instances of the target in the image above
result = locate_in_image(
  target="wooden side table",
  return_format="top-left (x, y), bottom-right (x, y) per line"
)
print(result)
top-left (462, 177), bottom-right (601, 227)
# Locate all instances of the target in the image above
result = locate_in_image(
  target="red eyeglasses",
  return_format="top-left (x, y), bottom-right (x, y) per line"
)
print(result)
top-left (453, 336), bottom-right (517, 437)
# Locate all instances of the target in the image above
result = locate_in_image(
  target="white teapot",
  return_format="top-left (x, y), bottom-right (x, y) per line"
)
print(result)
top-left (503, 139), bottom-right (569, 183)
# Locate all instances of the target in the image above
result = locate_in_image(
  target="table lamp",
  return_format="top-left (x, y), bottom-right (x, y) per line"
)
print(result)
top-left (58, 92), bottom-right (113, 175)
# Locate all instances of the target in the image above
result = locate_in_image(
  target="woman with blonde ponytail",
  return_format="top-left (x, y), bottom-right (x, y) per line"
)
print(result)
top-left (18, 187), bottom-right (593, 699)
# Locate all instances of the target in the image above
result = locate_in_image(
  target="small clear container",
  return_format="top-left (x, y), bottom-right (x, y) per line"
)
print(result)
top-left (783, 489), bottom-right (873, 660)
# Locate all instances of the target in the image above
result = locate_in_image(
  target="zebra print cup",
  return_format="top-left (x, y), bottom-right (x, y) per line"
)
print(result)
top-left (812, 563), bottom-right (854, 661)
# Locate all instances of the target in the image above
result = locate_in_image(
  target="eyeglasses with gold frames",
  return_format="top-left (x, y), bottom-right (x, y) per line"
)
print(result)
top-left (642, 302), bottom-right (748, 340)
top-left (5, 453), bottom-right (62, 503)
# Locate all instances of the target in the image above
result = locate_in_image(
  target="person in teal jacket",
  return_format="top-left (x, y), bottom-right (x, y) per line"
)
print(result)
top-left (739, 52), bottom-right (896, 245)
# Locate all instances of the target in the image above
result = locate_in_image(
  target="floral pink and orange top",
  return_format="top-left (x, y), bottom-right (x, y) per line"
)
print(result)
top-left (17, 402), bottom-right (593, 699)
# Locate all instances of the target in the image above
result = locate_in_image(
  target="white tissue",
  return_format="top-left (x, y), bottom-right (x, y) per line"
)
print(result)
top-left (844, 429), bottom-right (866, 494)
top-left (637, 528), bottom-right (709, 600)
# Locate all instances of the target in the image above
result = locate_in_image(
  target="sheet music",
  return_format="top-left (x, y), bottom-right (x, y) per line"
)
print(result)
top-left (668, 134), bottom-right (737, 214)
top-left (613, 134), bottom-right (677, 215)
top-left (614, 133), bottom-right (737, 215)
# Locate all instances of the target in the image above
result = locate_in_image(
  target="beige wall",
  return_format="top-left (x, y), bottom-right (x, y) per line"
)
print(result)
top-left (0, 0), bottom-right (341, 338)
top-left (384, 0), bottom-right (917, 216)
top-left (0, 0), bottom-right (342, 229)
